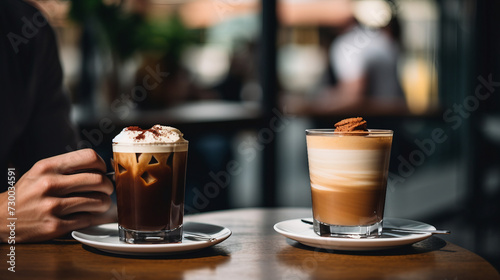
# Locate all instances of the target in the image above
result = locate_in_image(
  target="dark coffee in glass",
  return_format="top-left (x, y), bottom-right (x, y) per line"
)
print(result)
top-left (112, 141), bottom-right (188, 244)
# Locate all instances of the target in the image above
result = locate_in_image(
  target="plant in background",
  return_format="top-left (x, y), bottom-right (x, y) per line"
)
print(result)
top-left (69, 0), bottom-right (197, 109)
top-left (69, 0), bottom-right (194, 60)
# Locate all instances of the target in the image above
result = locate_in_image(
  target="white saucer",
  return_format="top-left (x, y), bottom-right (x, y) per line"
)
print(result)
top-left (72, 222), bottom-right (231, 255)
top-left (274, 218), bottom-right (434, 251)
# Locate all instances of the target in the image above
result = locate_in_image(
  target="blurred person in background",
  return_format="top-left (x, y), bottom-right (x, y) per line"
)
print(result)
top-left (0, 0), bottom-right (116, 243)
top-left (284, 3), bottom-right (407, 116)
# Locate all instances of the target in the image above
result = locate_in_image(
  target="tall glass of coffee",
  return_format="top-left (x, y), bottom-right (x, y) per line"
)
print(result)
top-left (112, 125), bottom-right (188, 243)
top-left (306, 118), bottom-right (393, 238)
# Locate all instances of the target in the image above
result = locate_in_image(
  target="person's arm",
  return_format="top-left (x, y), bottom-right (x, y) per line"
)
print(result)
top-left (0, 149), bottom-right (116, 243)
top-left (282, 75), bottom-right (367, 116)
top-left (0, 2), bottom-right (116, 243)
top-left (309, 77), bottom-right (366, 114)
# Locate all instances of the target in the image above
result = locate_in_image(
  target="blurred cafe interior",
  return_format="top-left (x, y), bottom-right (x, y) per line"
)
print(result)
top-left (29, 0), bottom-right (499, 268)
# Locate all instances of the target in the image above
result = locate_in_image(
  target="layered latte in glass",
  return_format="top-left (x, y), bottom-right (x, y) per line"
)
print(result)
top-left (306, 118), bottom-right (393, 238)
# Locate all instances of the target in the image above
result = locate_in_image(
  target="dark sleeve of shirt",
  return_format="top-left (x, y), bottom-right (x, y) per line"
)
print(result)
top-left (0, 0), bottom-right (78, 179)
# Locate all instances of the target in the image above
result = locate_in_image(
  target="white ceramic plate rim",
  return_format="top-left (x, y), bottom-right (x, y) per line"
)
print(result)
top-left (72, 222), bottom-right (231, 255)
top-left (274, 217), bottom-right (434, 251)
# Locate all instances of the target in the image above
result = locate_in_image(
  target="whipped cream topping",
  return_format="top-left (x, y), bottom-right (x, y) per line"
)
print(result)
top-left (112, 125), bottom-right (186, 144)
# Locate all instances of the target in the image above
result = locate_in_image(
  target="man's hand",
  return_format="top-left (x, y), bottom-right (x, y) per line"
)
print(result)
top-left (0, 149), bottom-right (116, 243)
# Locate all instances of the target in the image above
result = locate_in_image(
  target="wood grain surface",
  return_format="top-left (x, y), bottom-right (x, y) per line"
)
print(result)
top-left (1, 208), bottom-right (499, 280)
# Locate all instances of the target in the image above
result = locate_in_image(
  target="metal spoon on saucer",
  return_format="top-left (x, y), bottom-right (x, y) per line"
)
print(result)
top-left (183, 232), bottom-right (217, 242)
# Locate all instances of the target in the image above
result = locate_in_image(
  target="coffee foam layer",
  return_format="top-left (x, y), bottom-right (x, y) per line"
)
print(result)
top-left (113, 125), bottom-right (186, 144)
top-left (306, 134), bottom-right (392, 150)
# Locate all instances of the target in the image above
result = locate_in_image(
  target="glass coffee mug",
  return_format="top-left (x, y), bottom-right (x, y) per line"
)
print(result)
top-left (306, 129), bottom-right (393, 238)
top-left (112, 141), bottom-right (188, 243)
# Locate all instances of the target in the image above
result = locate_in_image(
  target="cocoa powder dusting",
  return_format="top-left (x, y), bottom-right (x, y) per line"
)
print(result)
top-left (126, 126), bottom-right (162, 141)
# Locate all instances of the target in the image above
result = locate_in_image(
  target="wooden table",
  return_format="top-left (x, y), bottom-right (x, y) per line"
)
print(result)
top-left (2, 208), bottom-right (499, 280)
